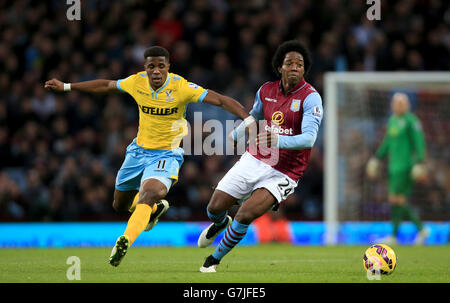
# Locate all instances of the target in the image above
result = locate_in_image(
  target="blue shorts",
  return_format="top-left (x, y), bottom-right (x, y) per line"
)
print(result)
top-left (115, 138), bottom-right (184, 192)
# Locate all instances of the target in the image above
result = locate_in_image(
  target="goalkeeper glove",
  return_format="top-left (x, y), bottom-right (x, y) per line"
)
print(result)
top-left (411, 163), bottom-right (427, 182)
top-left (366, 157), bottom-right (380, 179)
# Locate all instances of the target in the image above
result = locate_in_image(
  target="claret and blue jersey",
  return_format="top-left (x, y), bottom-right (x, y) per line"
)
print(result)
top-left (248, 78), bottom-right (323, 182)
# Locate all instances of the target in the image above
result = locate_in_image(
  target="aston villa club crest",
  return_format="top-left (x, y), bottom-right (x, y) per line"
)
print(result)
top-left (165, 90), bottom-right (174, 102)
top-left (290, 99), bottom-right (301, 112)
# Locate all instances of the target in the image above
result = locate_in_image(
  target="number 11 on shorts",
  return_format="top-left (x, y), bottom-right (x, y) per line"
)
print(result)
top-left (156, 160), bottom-right (166, 171)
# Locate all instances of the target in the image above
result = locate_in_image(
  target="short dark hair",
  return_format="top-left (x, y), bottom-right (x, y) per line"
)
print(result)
top-left (272, 40), bottom-right (312, 78)
top-left (143, 46), bottom-right (170, 61)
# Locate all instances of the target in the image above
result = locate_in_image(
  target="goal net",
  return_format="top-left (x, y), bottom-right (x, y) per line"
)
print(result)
top-left (324, 72), bottom-right (450, 245)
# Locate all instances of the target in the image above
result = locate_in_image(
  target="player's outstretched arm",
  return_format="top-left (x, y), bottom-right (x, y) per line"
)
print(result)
top-left (202, 90), bottom-right (249, 121)
top-left (203, 90), bottom-right (257, 145)
top-left (44, 78), bottom-right (119, 94)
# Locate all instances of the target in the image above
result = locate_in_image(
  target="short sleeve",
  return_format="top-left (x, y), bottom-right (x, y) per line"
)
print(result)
top-left (181, 79), bottom-right (208, 103)
top-left (116, 74), bottom-right (137, 95)
top-left (249, 87), bottom-right (264, 120)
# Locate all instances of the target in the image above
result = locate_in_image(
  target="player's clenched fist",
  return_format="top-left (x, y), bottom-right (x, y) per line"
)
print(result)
top-left (245, 117), bottom-right (257, 145)
top-left (44, 78), bottom-right (64, 91)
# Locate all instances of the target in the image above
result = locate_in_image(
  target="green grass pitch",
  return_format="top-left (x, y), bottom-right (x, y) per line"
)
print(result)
top-left (0, 244), bottom-right (449, 283)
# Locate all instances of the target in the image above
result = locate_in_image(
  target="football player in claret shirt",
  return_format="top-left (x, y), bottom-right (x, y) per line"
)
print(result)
top-left (198, 40), bottom-right (324, 272)
top-left (45, 46), bottom-right (251, 267)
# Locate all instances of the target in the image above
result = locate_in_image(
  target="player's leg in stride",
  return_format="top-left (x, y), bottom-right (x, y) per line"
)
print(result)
top-left (391, 176), bottom-right (429, 245)
top-left (197, 215), bottom-right (232, 248)
top-left (145, 199), bottom-right (170, 231)
top-left (109, 189), bottom-right (136, 266)
top-left (376, 170), bottom-right (428, 245)
top-left (200, 189), bottom-right (276, 273)
top-left (198, 190), bottom-right (235, 248)
top-left (109, 235), bottom-right (130, 267)
top-left (128, 193), bottom-right (171, 231)
top-left (109, 179), bottom-right (168, 267)
top-left (377, 194), bottom-right (402, 246)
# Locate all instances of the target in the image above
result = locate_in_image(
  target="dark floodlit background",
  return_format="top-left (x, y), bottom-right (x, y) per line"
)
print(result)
top-left (0, 0), bottom-right (449, 224)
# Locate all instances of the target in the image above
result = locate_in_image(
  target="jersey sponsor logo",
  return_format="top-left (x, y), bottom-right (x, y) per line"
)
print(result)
top-left (265, 97), bottom-right (277, 102)
top-left (139, 105), bottom-right (178, 115)
top-left (137, 89), bottom-right (150, 96)
top-left (388, 126), bottom-right (399, 136)
top-left (271, 111), bottom-right (284, 125)
top-left (265, 124), bottom-right (293, 135)
top-left (290, 99), bottom-right (301, 112)
top-left (188, 82), bottom-right (200, 89)
top-left (312, 105), bottom-right (322, 117)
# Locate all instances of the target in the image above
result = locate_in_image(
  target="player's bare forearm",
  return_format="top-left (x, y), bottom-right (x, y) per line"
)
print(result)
top-left (203, 90), bottom-right (249, 120)
top-left (44, 78), bottom-right (118, 94)
top-left (71, 79), bottom-right (118, 93)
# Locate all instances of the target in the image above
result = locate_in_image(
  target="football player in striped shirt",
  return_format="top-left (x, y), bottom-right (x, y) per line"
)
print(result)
top-left (198, 40), bottom-right (323, 272)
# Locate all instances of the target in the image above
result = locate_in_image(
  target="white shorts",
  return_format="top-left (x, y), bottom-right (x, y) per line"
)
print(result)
top-left (216, 152), bottom-right (298, 207)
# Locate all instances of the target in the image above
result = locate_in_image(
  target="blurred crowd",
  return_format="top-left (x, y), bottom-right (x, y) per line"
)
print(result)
top-left (0, 0), bottom-right (448, 222)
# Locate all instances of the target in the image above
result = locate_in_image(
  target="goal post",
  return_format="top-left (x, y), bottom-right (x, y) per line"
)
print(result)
top-left (324, 72), bottom-right (450, 246)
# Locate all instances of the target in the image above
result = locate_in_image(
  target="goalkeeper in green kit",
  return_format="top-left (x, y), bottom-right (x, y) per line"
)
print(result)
top-left (366, 92), bottom-right (430, 245)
